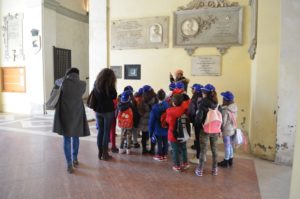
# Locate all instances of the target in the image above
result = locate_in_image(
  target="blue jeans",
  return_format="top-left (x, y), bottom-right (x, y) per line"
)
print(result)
top-left (156, 135), bottom-right (168, 156)
top-left (223, 135), bottom-right (234, 160)
top-left (96, 111), bottom-right (114, 150)
top-left (170, 142), bottom-right (187, 166)
top-left (63, 136), bottom-right (79, 166)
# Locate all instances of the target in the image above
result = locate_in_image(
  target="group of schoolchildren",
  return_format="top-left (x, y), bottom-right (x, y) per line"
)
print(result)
top-left (107, 80), bottom-right (238, 177)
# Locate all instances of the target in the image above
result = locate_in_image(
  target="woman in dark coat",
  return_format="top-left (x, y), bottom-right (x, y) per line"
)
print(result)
top-left (93, 68), bottom-right (117, 160)
top-left (138, 85), bottom-right (157, 154)
top-left (53, 68), bottom-right (90, 174)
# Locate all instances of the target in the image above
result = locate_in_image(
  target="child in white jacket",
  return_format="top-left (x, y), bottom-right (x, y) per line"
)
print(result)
top-left (218, 91), bottom-right (238, 168)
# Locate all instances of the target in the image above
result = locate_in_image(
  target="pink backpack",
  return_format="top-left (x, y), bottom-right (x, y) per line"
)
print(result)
top-left (203, 107), bottom-right (222, 133)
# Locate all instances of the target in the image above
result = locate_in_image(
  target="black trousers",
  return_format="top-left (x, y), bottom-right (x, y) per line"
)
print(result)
top-left (142, 131), bottom-right (155, 152)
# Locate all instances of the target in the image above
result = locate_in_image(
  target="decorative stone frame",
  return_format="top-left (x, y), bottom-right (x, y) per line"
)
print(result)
top-left (248, 0), bottom-right (258, 60)
top-left (173, 0), bottom-right (243, 56)
top-left (2, 13), bottom-right (25, 61)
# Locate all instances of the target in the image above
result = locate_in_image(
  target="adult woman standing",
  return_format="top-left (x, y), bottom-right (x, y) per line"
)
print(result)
top-left (93, 68), bottom-right (117, 160)
top-left (53, 68), bottom-right (90, 174)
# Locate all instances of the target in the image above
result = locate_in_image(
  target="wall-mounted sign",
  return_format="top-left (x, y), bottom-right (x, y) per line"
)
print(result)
top-left (191, 56), bottom-right (221, 76)
top-left (111, 17), bottom-right (169, 50)
top-left (2, 13), bottom-right (25, 61)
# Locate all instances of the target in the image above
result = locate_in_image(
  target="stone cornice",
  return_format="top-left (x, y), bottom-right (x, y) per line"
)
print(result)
top-left (44, 0), bottom-right (88, 24)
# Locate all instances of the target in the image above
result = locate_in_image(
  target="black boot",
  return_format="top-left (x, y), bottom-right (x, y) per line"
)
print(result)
top-left (149, 143), bottom-right (155, 155)
top-left (218, 159), bottom-right (229, 168)
top-left (98, 148), bottom-right (103, 160)
top-left (229, 158), bottom-right (233, 167)
top-left (102, 148), bottom-right (112, 160)
top-left (142, 146), bottom-right (148, 155)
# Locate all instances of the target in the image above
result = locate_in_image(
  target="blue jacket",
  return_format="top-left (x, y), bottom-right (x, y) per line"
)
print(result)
top-left (148, 100), bottom-right (169, 137)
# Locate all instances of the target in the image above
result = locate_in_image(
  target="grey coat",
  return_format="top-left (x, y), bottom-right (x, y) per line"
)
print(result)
top-left (52, 73), bottom-right (90, 137)
top-left (221, 104), bottom-right (238, 137)
top-left (138, 97), bottom-right (156, 132)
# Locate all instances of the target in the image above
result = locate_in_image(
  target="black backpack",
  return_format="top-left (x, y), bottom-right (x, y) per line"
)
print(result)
top-left (173, 113), bottom-right (191, 143)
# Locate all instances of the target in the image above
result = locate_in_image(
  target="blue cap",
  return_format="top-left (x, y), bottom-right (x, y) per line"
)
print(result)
top-left (201, 84), bottom-right (215, 92)
top-left (136, 87), bottom-right (144, 96)
top-left (191, 84), bottom-right (203, 93)
top-left (169, 82), bottom-right (176, 91)
top-left (175, 81), bottom-right (184, 90)
top-left (121, 91), bottom-right (131, 103)
top-left (221, 91), bottom-right (234, 101)
top-left (124, 85), bottom-right (134, 93)
top-left (143, 85), bottom-right (152, 93)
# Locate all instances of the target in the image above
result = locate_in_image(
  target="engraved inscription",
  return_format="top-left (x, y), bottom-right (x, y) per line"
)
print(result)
top-left (191, 56), bottom-right (221, 76)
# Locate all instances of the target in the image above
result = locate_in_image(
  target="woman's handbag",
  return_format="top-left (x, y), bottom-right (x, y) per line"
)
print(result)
top-left (46, 85), bottom-right (62, 110)
top-left (87, 89), bottom-right (97, 110)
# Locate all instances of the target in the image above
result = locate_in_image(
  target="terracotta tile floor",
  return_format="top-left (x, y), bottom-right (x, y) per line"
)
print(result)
top-left (0, 113), bottom-right (290, 199)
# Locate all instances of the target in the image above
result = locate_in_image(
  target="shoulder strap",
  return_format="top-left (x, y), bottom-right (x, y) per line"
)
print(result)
top-left (228, 111), bottom-right (237, 128)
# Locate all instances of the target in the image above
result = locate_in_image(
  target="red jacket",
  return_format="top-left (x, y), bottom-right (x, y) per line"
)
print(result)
top-left (166, 104), bottom-right (189, 142)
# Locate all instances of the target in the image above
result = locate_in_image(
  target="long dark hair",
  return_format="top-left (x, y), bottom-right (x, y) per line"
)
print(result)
top-left (95, 68), bottom-right (116, 96)
top-left (192, 92), bottom-right (202, 101)
top-left (204, 91), bottom-right (218, 104)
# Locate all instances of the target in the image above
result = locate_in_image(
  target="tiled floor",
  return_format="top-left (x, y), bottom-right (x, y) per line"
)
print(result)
top-left (0, 113), bottom-right (291, 199)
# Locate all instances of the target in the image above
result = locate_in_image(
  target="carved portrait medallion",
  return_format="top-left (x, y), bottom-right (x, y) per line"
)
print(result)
top-left (181, 18), bottom-right (199, 37)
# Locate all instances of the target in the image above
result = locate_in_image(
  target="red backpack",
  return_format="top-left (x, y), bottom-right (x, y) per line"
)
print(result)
top-left (117, 108), bottom-right (133, 129)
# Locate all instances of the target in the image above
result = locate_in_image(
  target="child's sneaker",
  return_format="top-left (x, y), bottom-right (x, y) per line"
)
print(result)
top-left (133, 143), bottom-right (140, 148)
top-left (119, 148), bottom-right (126, 154)
top-left (195, 167), bottom-right (203, 177)
top-left (181, 162), bottom-right (190, 170)
top-left (161, 155), bottom-right (167, 161)
top-left (189, 156), bottom-right (199, 164)
top-left (172, 165), bottom-right (182, 172)
top-left (212, 168), bottom-right (218, 176)
top-left (153, 155), bottom-right (163, 161)
top-left (126, 149), bottom-right (131, 155)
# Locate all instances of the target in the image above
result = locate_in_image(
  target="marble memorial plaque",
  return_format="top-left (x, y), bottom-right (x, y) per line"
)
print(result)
top-left (111, 17), bottom-right (169, 50)
top-left (174, 7), bottom-right (243, 47)
top-left (191, 56), bottom-right (221, 76)
top-left (2, 13), bottom-right (25, 61)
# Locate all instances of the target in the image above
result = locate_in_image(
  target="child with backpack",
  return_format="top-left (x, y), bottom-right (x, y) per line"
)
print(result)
top-left (166, 94), bottom-right (191, 172)
top-left (188, 84), bottom-right (203, 164)
top-left (148, 89), bottom-right (169, 161)
top-left (118, 91), bottom-right (139, 155)
top-left (195, 84), bottom-right (222, 177)
top-left (218, 91), bottom-right (238, 168)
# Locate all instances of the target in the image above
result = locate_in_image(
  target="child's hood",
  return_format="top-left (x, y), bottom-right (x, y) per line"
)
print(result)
top-left (223, 103), bottom-right (238, 113)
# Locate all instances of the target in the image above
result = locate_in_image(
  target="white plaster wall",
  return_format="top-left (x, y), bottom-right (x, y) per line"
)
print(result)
top-left (43, 8), bottom-right (57, 103)
top-left (43, 0), bottom-right (89, 101)
top-left (0, 0), bottom-right (44, 114)
top-left (56, 13), bottom-right (89, 97)
top-left (0, 1), bottom-right (2, 65)
top-left (276, 0), bottom-right (300, 165)
top-left (57, 0), bottom-right (86, 15)
top-left (89, 0), bottom-right (107, 89)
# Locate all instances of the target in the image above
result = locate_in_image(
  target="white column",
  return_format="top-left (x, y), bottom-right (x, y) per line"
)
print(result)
top-left (276, 0), bottom-right (300, 165)
top-left (89, 0), bottom-right (108, 89)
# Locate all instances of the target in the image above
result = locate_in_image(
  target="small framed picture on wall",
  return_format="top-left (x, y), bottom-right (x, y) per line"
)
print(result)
top-left (124, 64), bottom-right (141, 80)
top-left (111, 66), bottom-right (122, 79)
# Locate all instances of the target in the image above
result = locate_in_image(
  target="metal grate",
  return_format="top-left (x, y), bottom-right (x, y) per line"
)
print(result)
top-left (53, 46), bottom-right (71, 81)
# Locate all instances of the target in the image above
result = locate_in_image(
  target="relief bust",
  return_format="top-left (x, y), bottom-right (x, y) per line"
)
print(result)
top-left (181, 18), bottom-right (199, 36)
